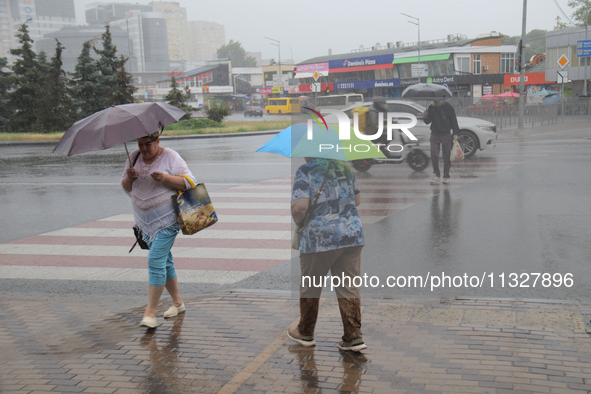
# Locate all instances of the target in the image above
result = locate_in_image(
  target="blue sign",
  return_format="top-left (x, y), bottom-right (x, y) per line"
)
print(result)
top-left (329, 54), bottom-right (394, 69)
top-left (576, 40), bottom-right (591, 57)
top-left (334, 79), bottom-right (399, 90)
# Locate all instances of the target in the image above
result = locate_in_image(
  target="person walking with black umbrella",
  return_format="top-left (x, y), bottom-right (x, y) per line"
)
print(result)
top-left (423, 99), bottom-right (459, 185)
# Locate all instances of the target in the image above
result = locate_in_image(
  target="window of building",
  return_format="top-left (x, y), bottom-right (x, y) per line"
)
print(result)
top-left (473, 54), bottom-right (481, 74)
top-left (456, 55), bottom-right (470, 74)
top-left (500, 53), bottom-right (515, 74)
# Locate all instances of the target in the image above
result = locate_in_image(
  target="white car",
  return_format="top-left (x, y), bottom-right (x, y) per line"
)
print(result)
top-left (342, 100), bottom-right (497, 158)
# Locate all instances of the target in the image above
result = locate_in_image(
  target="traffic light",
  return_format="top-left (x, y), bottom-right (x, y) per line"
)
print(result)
top-left (185, 87), bottom-right (190, 94)
top-left (326, 86), bottom-right (330, 94)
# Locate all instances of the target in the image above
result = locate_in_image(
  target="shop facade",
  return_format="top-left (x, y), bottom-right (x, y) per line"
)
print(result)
top-left (284, 35), bottom-right (518, 105)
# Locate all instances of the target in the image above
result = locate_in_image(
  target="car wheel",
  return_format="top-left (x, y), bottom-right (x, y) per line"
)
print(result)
top-left (267, 110), bottom-right (270, 114)
top-left (278, 110), bottom-right (282, 114)
top-left (456, 130), bottom-right (479, 158)
top-left (407, 149), bottom-right (429, 171)
top-left (353, 159), bottom-right (372, 172)
top-left (244, 113), bottom-right (247, 117)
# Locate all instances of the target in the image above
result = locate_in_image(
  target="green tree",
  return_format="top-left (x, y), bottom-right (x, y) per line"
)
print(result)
top-left (94, 24), bottom-right (121, 108)
top-left (35, 40), bottom-right (77, 132)
top-left (500, 29), bottom-right (547, 64)
top-left (205, 100), bottom-right (231, 122)
top-left (109, 55), bottom-right (135, 106)
top-left (0, 58), bottom-right (13, 131)
top-left (568, 0), bottom-right (591, 25)
top-left (165, 75), bottom-right (193, 120)
top-left (217, 40), bottom-right (257, 67)
top-left (70, 40), bottom-right (103, 118)
top-left (8, 24), bottom-right (42, 133)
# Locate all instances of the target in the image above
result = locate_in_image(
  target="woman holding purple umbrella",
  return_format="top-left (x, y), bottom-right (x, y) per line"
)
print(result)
top-left (121, 130), bottom-right (196, 328)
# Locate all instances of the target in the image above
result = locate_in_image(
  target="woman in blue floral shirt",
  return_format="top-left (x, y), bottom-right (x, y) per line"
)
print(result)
top-left (288, 158), bottom-right (366, 352)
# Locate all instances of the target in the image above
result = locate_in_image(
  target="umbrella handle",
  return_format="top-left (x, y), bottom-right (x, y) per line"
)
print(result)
top-left (124, 142), bottom-right (132, 168)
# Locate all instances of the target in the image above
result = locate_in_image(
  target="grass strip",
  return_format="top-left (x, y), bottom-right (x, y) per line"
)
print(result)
top-left (0, 120), bottom-right (291, 141)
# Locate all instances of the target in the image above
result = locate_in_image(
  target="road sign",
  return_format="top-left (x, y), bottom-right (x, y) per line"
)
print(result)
top-left (577, 40), bottom-right (591, 57)
top-left (411, 64), bottom-right (429, 77)
top-left (557, 53), bottom-right (570, 69)
top-left (557, 70), bottom-right (568, 84)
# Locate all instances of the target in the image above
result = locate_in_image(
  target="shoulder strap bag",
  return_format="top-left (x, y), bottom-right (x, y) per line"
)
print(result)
top-left (129, 152), bottom-right (150, 253)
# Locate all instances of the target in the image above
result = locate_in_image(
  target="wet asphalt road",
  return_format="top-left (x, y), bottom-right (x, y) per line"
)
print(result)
top-left (1, 126), bottom-right (591, 306)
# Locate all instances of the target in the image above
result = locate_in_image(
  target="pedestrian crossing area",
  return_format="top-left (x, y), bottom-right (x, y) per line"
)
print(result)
top-left (0, 143), bottom-right (556, 285)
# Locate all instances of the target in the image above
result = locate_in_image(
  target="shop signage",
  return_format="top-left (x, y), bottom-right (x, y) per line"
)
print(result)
top-left (201, 86), bottom-right (233, 93)
top-left (503, 72), bottom-right (547, 85)
top-left (577, 40), bottom-right (591, 57)
top-left (401, 74), bottom-right (504, 86)
top-left (295, 62), bottom-right (329, 78)
top-left (271, 87), bottom-right (283, 94)
top-left (258, 87), bottom-right (273, 94)
top-left (329, 54), bottom-right (394, 72)
top-left (334, 79), bottom-right (400, 90)
top-left (483, 85), bottom-right (493, 95)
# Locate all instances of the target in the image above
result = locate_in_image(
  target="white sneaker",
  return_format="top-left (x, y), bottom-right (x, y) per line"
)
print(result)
top-left (430, 176), bottom-right (440, 184)
top-left (163, 302), bottom-right (185, 318)
top-left (140, 316), bottom-right (157, 328)
top-left (442, 178), bottom-right (450, 185)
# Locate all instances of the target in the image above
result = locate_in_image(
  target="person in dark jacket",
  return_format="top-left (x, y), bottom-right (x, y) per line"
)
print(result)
top-left (423, 99), bottom-right (459, 184)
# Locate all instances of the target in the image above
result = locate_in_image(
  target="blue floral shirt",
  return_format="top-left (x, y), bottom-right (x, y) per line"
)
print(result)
top-left (292, 159), bottom-right (364, 253)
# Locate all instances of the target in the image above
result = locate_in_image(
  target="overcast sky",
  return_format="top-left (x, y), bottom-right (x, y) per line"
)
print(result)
top-left (74, 0), bottom-right (577, 63)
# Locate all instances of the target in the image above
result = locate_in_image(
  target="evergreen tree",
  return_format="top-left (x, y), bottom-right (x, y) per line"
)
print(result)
top-left (70, 40), bottom-right (103, 118)
top-left (33, 50), bottom-right (52, 132)
top-left (8, 24), bottom-right (41, 133)
top-left (0, 58), bottom-right (13, 132)
top-left (94, 25), bottom-right (121, 109)
top-left (35, 40), bottom-right (76, 132)
top-left (165, 75), bottom-right (193, 119)
top-left (108, 55), bottom-right (135, 106)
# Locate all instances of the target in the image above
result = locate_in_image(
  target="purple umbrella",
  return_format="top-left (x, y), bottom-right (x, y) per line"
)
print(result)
top-left (53, 102), bottom-right (187, 156)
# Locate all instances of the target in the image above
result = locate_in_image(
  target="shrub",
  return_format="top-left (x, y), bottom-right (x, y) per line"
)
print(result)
top-left (165, 118), bottom-right (223, 131)
top-left (205, 100), bottom-right (232, 122)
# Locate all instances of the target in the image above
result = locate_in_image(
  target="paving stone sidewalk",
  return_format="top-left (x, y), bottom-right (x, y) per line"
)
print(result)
top-left (1, 292), bottom-right (591, 394)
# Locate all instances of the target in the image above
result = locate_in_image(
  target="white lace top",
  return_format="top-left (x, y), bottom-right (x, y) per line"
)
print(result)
top-left (122, 148), bottom-right (196, 243)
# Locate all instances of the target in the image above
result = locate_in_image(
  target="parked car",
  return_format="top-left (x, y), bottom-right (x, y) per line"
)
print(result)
top-left (342, 99), bottom-right (497, 158)
top-left (466, 99), bottom-right (509, 116)
top-left (244, 106), bottom-right (263, 117)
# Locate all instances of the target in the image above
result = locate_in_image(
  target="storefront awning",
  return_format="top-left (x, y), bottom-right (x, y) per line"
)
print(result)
top-left (393, 53), bottom-right (451, 64)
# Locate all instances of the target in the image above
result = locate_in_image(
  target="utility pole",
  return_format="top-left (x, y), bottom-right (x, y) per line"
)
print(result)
top-left (584, 4), bottom-right (589, 96)
top-left (401, 13), bottom-right (421, 63)
top-left (517, 0), bottom-right (527, 130)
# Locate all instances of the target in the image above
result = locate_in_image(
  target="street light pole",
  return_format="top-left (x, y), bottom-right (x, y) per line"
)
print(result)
top-left (517, 0), bottom-right (527, 130)
top-left (584, 3), bottom-right (589, 96)
top-left (265, 37), bottom-right (281, 82)
top-left (401, 13), bottom-right (420, 63)
top-left (233, 73), bottom-right (243, 95)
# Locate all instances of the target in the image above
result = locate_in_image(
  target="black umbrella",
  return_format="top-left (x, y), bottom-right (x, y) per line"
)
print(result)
top-left (401, 83), bottom-right (452, 99)
top-left (53, 102), bottom-right (187, 156)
